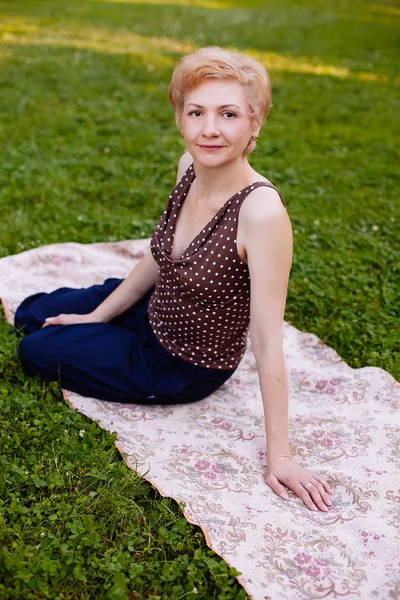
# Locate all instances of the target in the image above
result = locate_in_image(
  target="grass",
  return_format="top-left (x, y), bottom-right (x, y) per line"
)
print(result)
top-left (0, 0), bottom-right (399, 597)
top-left (0, 322), bottom-right (242, 600)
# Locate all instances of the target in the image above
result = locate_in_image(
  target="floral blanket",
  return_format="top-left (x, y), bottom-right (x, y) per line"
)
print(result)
top-left (1, 239), bottom-right (399, 600)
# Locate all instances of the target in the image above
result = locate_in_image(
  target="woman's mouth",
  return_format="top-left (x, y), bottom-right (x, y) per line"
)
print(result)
top-left (198, 145), bottom-right (225, 151)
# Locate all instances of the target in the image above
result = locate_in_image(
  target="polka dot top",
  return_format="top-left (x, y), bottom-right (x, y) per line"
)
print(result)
top-left (148, 163), bottom-right (286, 370)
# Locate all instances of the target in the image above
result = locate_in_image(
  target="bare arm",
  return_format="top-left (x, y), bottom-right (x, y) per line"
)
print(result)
top-left (176, 150), bottom-right (193, 183)
top-left (90, 248), bottom-right (160, 322)
top-left (244, 187), bottom-right (334, 512)
top-left (244, 187), bottom-right (293, 462)
top-left (44, 154), bottom-right (192, 327)
top-left (89, 152), bottom-right (195, 325)
top-left (91, 152), bottom-right (193, 322)
top-left (43, 243), bottom-right (160, 328)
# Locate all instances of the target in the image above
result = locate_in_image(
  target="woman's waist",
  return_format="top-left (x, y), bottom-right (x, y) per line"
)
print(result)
top-left (148, 292), bottom-right (250, 316)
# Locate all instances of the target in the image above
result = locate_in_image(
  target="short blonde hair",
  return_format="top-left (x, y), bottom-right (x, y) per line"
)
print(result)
top-left (168, 46), bottom-right (273, 155)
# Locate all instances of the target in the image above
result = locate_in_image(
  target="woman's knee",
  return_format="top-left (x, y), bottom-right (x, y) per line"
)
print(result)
top-left (15, 288), bottom-right (80, 335)
top-left (14, 293), bottom-right (46, 335)
top-left (18, 334), bottom-right (39, 366)
top-left (18, 333), bottom-right (57, 378)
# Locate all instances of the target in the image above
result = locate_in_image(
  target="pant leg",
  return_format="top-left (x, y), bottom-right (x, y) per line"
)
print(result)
top-left (15, 278), bottom-right (237, 404)
top-left (18, 319), bottom-right (154, 403)
top-left (173, 366), bottom-right (237, 403)
top-left (14, 278), bottom-right (126, 335)
top-left (137, 311), bottom-right (238, 403)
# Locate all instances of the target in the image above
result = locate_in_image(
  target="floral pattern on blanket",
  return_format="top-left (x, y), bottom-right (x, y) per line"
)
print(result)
top-left (1, 239), bottom-right (399, 600)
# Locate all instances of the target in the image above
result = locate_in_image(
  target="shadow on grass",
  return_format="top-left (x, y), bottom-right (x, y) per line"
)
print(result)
top-left (0, 0), bottom-right (399, 80)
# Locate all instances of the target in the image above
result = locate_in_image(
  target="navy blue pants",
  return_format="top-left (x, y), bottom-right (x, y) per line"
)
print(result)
top-left (14, 278), bottom-right (236, 405)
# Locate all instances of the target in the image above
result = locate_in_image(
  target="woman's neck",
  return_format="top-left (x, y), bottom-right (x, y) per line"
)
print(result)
top-left (192, 156), bottom-right (255, 207)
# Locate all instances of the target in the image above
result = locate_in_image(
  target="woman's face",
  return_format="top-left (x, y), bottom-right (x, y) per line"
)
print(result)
top-left (180, 78), bottom-right (259, 168)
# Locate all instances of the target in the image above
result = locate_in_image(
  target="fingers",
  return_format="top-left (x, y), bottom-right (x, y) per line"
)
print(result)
top-left (311, 478), bottom-right (334, 506)
top-left (299, 478), bottom-right (332, 512)
top-left (294, 473), bottom-right (336, 512)
top-left (312, 473), bottom-right (334, 495)
top-left (289, 480), bottom-right (320, 512)
top-left (266, 472), bottom-right (290, 501)
top-left (41, 315), bottom-right (63, 328)
top-left (268, 472), bottom-right (335, 513)
top-left (41, 313), bottom-right (92, 328)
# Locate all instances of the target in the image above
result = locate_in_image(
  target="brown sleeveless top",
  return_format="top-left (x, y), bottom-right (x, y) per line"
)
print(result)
top-left (148, 163), bottom-right (286, 370)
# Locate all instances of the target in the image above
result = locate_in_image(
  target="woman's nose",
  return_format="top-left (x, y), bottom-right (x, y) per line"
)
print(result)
top-left (202, 115), bottom-right (219, 136)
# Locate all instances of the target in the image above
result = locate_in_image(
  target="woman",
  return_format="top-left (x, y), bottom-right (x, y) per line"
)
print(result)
top-left (15, 46), bottom-right (334, 513)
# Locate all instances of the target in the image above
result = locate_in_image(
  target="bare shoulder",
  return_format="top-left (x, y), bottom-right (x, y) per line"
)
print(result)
top-left (176, 151), bottom-right (193, 183)
top-left (241, 181), bottom-right (289, 225)
top-left (238, 181), bottom-right (292, 265)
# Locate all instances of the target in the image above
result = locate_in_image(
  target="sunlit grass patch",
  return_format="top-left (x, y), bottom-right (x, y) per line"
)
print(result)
top-left (92, 0), bottom-right (231, 9)
top-left (1, 19), bottom-right (395, 83)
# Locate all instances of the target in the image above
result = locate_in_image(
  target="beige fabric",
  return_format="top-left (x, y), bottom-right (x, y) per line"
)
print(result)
top-left (1, 239), bottom-right (399, 600)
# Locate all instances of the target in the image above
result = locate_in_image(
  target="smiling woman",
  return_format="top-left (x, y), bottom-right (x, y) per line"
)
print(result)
top-left (169, 45), bottom-right (272, 157)
top-left (13, 45), bottom-right (334, 514)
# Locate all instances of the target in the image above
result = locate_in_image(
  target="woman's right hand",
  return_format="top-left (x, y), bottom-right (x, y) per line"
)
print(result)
top-left (41, 313), bottom-right (98, 328)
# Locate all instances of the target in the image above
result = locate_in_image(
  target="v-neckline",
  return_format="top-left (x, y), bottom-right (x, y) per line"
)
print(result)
top-left (167, 163), bottom-right (262, 263)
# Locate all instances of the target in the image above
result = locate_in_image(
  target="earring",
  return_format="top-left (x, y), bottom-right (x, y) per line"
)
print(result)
top-left (181, 131), bottom-right (184, 137)
top-left (251, 135), bottom-right (258, 141)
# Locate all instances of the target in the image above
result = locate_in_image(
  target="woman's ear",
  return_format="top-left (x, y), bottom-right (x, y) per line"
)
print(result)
top-left (252, 121), bottom-right (262, 139)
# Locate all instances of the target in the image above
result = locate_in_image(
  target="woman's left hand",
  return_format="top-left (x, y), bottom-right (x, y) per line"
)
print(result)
top-left (265, 457), bottom-right (334, 512)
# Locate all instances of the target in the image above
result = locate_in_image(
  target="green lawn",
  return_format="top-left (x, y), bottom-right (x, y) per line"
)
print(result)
top-left (0, 0), bottom-right (399, 597)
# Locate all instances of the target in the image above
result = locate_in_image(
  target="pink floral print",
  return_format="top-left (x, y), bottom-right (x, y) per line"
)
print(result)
top-left (1, 238), bottom-right (399, 600)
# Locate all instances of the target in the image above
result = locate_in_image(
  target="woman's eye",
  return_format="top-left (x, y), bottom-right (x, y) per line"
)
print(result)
top-left (188, 110), bottom-right (237, 118)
